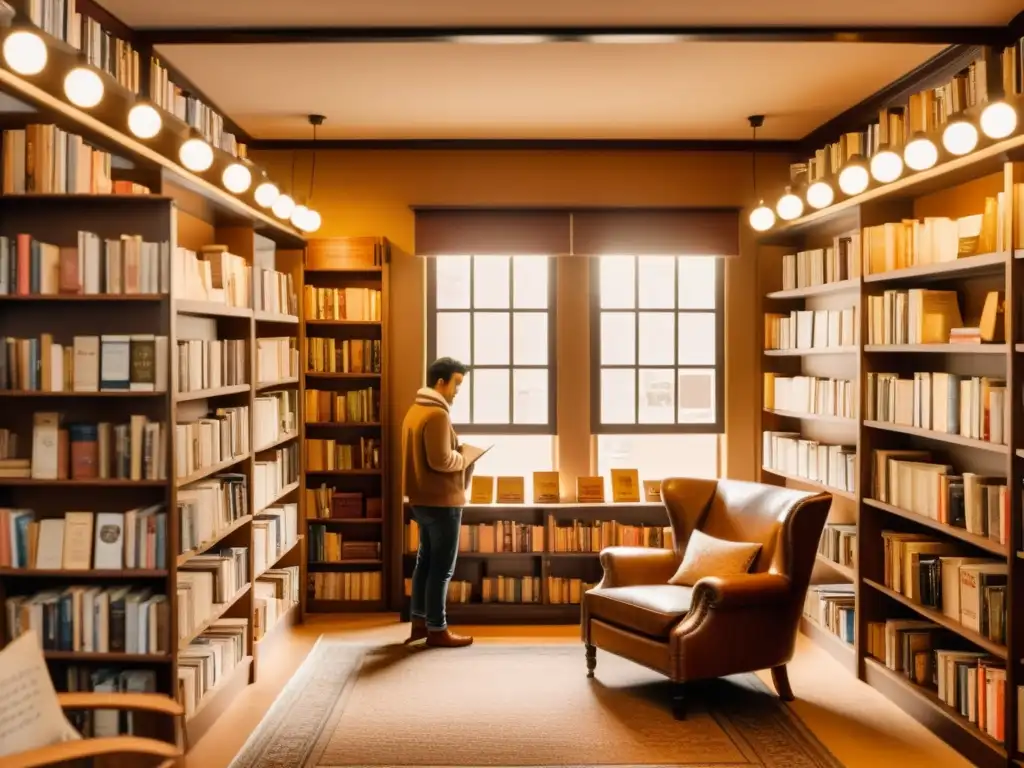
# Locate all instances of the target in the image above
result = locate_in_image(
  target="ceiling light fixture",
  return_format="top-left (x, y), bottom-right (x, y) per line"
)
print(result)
top-left (746, 115), bottom-right (775, 231)
top-left (869, 147), bottom-right (903, 183)
top-left (980, 100), bottom-right (1017, 140)
top-left (942, 117), bottom-right (979, 156)
top-left (837, 157), bottom-right (870, 196)
top-left (776, 185), bottom-right (804, 221)
top-left (2, 30), bottom-right (47, 75)
top-left (64, 66), bottom-right (104, 108)
top-left (904, 133), bottom-right (938, 171)
top-left (222, 161), bottom-right (252, 193)
top-left (127, 103), bottom-right (162, 139)
top-left (254, 178), bottom-right (279, 208)
top-left (271, 193), bottom-right (295, 220)
top-left (179, 136), bottom-right (214, 172)
top-left (805, 180), bottom-right (834, 209)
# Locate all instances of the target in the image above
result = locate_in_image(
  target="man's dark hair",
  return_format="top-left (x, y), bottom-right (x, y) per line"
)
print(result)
top-left (427, 357), bottom-right (469, 385)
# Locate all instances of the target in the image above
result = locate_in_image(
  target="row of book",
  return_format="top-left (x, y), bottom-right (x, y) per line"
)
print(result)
top-left (304, 387), bottom-right (380, 424)
top-left (818, 523), bottom-right (856, 570)
top-left (253, 266), bottom-right (298, 317)
top-left (305, 486), bottom-right (382, 520)
top-left (866, 288), bottom-right (981, 346)
top-left (304, 285), bottom-right (382, 322)
top-left (254, 390), bottom-right (298, 451)
top-left (174, 406), bottom-right (250, 481)
top-left (309, 570), bottom-right (384, 601)
top-left (2, 334), bottom-right (169, 393)
top-left (177, 547), bottom-right (250, 645)
top-left (254, 567), bottom-right (301, 640)
top-left (305, 437), bottom-right (382, 471)
top-left (24, 413), bottom-right (166, 481)
top-left (305, 338), bottom-right (382, 375)
top-left (174, 246), bottom-right (251, 310)
top-left (764, 307), bottom-right (857, 352)
top-left (762, 374), bottom-right (856, 418)
top-left (176, 338), bottom-right (247, 392)
top-left (253, 504), bottom-right (300, 576)
top-left (865, 371), bottom-right (1006, 445)
top-left (804, 584), bottom-right (855, 645)
top-left (861, 206), bottom-right (1001, 275)
top-left (256, 337), bottom-right (299, 384)
top-left (308, 527), bottom-right (381, 563)
top-left (177, 474), bottom-right (249, 561)
top-left (62, 667), bottom-right (157, 738)
top-left (761, 431), bottom-right (856, 493)
top-left (254, 444), bottom-right (300, 513)
top-left (0, 231), bottom-right (170, 297)
top-left (778, 236), bottom-right (860, 290)
top-left (1, 125), bottom-right (113, 195)
top-left (178, 618), bottom-right (248, 719)
top-left (1, 506), bottom-right (166, 570)
top-left (401, 576), bottom-right (598, 605)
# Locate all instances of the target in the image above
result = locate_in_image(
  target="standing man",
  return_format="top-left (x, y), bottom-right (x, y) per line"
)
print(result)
top-left (400, 356), bottom-right (474, 647)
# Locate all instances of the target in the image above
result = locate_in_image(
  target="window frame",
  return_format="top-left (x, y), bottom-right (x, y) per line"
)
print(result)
top-left (426, 255), bottom-right (558, 436)
top-left (589, 255), bottom-right (725, 435)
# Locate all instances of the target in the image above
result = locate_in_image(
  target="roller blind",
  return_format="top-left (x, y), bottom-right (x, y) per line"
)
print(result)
top-left (414, 208), bottom-right (572, 255)
top-left (570, 208), bottom-right (739, 256)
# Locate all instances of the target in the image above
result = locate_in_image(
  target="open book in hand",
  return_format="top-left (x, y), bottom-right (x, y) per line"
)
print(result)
top-left (459, 442), bottom-right (492, 467)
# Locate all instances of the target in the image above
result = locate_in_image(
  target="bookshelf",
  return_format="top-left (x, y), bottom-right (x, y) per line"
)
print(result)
top-left (758, 151), bottom-right (1024, 767)
top-left (302, 237), bottom-right (390, 613)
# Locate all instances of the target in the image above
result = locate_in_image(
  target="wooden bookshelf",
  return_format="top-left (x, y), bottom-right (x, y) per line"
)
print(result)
top-left (302, 237), bottom-right (390, 612)
top-left (757, 154), bottom-right (1023, 768)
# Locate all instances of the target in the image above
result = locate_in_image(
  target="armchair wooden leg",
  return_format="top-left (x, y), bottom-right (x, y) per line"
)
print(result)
top-left (585, 644), bottom-right (597, 678)
top-left (771, 664), bottom-right (795, 702)
top-left (671, 682), bottom-right (687, 720)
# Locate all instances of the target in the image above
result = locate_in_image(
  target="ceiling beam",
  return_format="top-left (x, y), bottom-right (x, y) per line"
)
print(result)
top-left (244, 138), bottom-right (802, 153)
top-left (137, 25), bottom-right (1003, 47)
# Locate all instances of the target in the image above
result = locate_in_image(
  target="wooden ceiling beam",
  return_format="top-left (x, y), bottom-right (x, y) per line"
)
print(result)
top-left (244, 138), bottom-right (802, 153)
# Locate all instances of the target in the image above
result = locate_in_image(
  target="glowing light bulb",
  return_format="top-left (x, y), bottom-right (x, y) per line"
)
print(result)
top-left (838, 164), bottom-right (869, 195)
top-left (290, 204), bottom-right (309, 229)
top-left (271, 194), bottom-right (295, 219)
top-left (805, 180), bottom-right (834, 210)
top-left (749, 202), bottom-right (775, 232)
top-left (870, 149), bottom-right (903, 183)
top-left (776, 188), bottom-right (803, 221)
top-left (980, 101), bottom-right (1017, 140)
top-left (904, 136), bottom-right (938, 171)
top-left (64, 67), bottom-right (104, 108)
top-left (942, 120), bottom-right (979, 156)
top-left (302, 209), bottom-right (322, 233)
top-left (222, 162), bottom-right (252, 193)
top-left (179, 138), bottom-right (214, 172)
top-left (254, 181), bottom-right (279, 208)
top-left (127, 103), bottom-right (161, 139)
top-left (2, 31), bottom-right (47, 75)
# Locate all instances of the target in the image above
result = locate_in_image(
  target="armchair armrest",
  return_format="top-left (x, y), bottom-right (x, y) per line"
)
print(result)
top-left (58, 692), bottom-right (184, 717)
top-left (597, 546), bottom-right (679, 588)
top-left (692, 572), bottom-right (792, 609)
top-left (7, 736), bottom-right (180, 768)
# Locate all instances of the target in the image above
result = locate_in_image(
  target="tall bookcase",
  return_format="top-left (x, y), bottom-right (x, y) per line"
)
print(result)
top-left (758, 150), bottom-right (1024, 767)
top-left (301, 237), bottom-right (390, 613)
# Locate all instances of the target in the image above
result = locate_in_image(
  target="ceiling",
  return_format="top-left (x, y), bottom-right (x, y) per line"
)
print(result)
top-left (93, 0), bottom-right (1024, 142)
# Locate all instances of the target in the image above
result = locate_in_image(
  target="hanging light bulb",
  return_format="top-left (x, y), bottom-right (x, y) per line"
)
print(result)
top-left (980, 101), bottom-right (1017, 140)
top-left (127, 103), bottom-right (161, 139)
top-left (222, 162), bottom-right (252, 193)
top-left (64, 67), bottom-right (104, 108)
top-left (942, 118), bottom-right (979, 156)
top-left (254, 180), bottom-right (279, 208)
top-left (271, 194), bottom-right (295, 220)
top-left (302, 209), bottom-right (322, 233)
top-left (904, 134), bottom-right (938, 171)
top-left (837, 160), bottom-right (869, 196)
top-left (869, 148), bottom-right (903, 183)
top-left (775, 186), bottom-right (804, 221)
top-left (290, 204), bottom-right (309, 229)
top-left (749, 201), bottom-right (775, 232)
top-left (805, 180), bottom-right (834, 210)
top-left (2, 30), bottom-right (47, 75)
top-left (179, 137), bottom-right (214, 172)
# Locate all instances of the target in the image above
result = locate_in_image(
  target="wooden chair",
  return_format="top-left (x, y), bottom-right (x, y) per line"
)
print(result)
top-left (6, 691), bottom-right (186, 768)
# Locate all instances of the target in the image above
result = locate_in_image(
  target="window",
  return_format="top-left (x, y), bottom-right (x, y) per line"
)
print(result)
top-left (597, 434), bottom-right (720, 484)
top-left (458, 433), bottom-right (556, 500)
top-left (591, 255), bottom-right (724, 433)
top-left (427, 255), bottom-right (556, 434)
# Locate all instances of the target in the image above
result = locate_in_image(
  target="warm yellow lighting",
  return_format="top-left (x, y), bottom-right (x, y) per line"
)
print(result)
top-left (776, 188), bottom-right (804, 221)
top-left (222, 162), bottom-right (252, 193)
top-left (271, 194), bottom-right (295, 219)
top-left (290, 204), bottom-right (309, 229)
top-left (179, 138), bottom-right (214, 172)
top-left (869, 149), bottom-right (903, 183)
top-left (980, 101), bottom-right (1017, 140)
top-left (749, 202), bottom-right (775, 232)
top-left (254, 181), bottom-right (279, 208)
top-left (127, 103), bottom-right (161, 139)
top-left (838, 163), bottom-right (869, 195)
top-left (904, 135), bottom-right (938, 171)
top-left (941, 119), bottom-right (978, 156)
top-left (64, 67), bottom-right (104, 108)
top-left (805, 180), bottom-right (834, 209)
top-left (302, 209), bottom-right (322, 233)
top-left (2, 30), bottom-right (47, 75)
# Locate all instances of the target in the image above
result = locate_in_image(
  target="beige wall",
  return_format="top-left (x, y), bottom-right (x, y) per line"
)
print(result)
top-left (254, 149), bottom-right (791, 505)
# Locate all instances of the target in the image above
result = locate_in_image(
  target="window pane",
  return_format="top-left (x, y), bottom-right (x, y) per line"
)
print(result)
top-left (472, 369), bottom-right (510, 423)
top-left (513, 256), bottom-right (548, 309)
top-left (513, 368), bottom-right (548, 424)
top-left (678, 256), bottom-right (717, 309)
top-left (600, 368), bottom-right (635, 424)
top-left (638, 256), bottom-right (675, 308)
top-left (638, 313), bottom-right (674, 365)
top-left (473, 312), bottom-right (510, 365)
top-left (597, 434), bottom-right (719, 483)
top-left (638, 368), bottom-right (674, 423)
top-left (678, 313), bottom-right (716, 365)
top-left (599, 256), bottom-right (635, 309)
top-left (436, 312), bottom-right (471, 363)
top-left (678, 369), bottom-right (716, 424)
top-left (600, 312), bottom-right (635, 365)
top-left (473, 256), bottom-right (510, 309)
top-left (450, 371), bottom-right (471, 424)
top-left (435, 255), bottom-right (471, 309)
top-left (458, 433), bottom-right (555, 501)
top-left (513, 312), bottom-right (548, 366)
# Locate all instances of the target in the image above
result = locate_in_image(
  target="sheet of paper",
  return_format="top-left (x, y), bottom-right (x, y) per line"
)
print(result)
top-left (460, 443), bottom-right (492, 467)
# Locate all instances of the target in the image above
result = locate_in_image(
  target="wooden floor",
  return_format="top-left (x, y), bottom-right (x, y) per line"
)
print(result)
top-left (184, 615), bottom-right (972, 768)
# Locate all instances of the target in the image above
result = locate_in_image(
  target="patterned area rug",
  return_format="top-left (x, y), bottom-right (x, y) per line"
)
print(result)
top-left (229, 640), bottom-right (844, 768)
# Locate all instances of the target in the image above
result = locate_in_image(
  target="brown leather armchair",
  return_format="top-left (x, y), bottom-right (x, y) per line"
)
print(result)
top-left (581, 477), bottom-right (831, 719)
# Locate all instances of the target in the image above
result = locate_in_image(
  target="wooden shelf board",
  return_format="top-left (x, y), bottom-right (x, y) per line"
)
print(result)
top-left (862, 498), bottom-right (1005, 556)
top-left (863, 578), bottom-right (1006, 658)
top-left (44, 651), bottom-right (172, 662)
top-left (760, 466), bottom-right (856, 501)
top-left (175, 384), bottom-right (250, 402)
top-left (863, 421), bottom-right (1008, 454)
top-left (254, 311), bottom-right (299, 324)
top-left (0, 294), bottom-right (162, 302)
top-left (309, 559), bottom-right (383, 566)
top-left (403, 551), bottom-right (542, 558)
top-left (306, 598), bottom-right (386, 612)
top-left (257, 537), bottom-right (304, 578)
top-left (304, 421), bottom-right (381, 428)
top-left (185, 655), bottom-right (254, 745)
top-left (305, 319), bottom-right (382, 326)
top-left (257, 481), bottom-right (300, 514)
top-left (0, 568), bottom-right (167, 577)
top-left (306, 469), bottom-right (382, 476)
top-left (177, 516), bottom-right (253, 567)
top-left (763, 346), bottom-right (857, 357)
top-left (0, 390), bottom-right (164, 397)
top-left (0, 477), bottom-right (165, 487)
top-left (799, 616), bottom-right (856, 672)
top-left (763, 408), bottom-right (856, 424)
top-left (254, 602), bottom-right (300, 656)
top-left (864, 344), bottom-right (1007, 354)
top-left (862, 252), bottom-right (1007, 283)
top-left (175, 454), bottom-right (251, 488)
top-left (307, 517), bottom-right (382, 524)
top-left (303, 371), bottom-right (382, 379)
top-left (175, 300), bottom-right (253, 319)
top-left (254, 431), bottom-right (299, 453)
top-left (304, 267), bottom-right (382, 274)
top-left (814, 554), bottom-right (855, 581)
top-left (255, 377), bottom-right (299, 391)
top-left (766, 279), bottom-right (860, 299)
top-left (177, 584), bottom-right (252, 650)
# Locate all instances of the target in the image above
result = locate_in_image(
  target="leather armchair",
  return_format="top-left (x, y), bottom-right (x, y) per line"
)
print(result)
top-left (581, 477), bottom-right (831, 718)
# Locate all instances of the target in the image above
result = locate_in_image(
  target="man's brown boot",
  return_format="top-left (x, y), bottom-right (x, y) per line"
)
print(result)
top-left (426, 628), bottom-right (474, 648)
top-left (404, 618), bottom-right (428, 644)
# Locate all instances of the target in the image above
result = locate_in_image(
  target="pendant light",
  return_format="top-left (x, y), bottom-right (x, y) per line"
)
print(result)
top-left (290, 114), bottom-right (323, 233)
top-left (747, 115), bottom-right (775, 232)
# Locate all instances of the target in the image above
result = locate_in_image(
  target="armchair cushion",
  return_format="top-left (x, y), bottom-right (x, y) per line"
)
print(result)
top-left (668, 529), bottom-right (761, 587)
top-left (586, 584), bottom-right (693, 638)
top-left (0, 631), bottom-right (81, 759)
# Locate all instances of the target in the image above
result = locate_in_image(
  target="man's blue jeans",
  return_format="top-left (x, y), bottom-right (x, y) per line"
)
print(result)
top-left (409, 506), bottom-right (462, 631)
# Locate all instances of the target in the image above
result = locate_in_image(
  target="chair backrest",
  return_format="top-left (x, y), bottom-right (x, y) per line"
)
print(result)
top-left (660, 477), bottom-right (831, 593)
